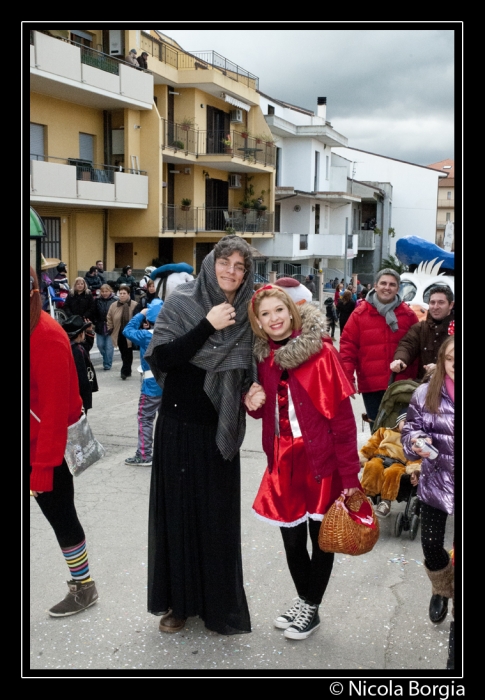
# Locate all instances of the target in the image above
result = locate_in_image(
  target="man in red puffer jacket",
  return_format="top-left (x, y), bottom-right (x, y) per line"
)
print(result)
top-left (339, 268), bottom-right (419, 430)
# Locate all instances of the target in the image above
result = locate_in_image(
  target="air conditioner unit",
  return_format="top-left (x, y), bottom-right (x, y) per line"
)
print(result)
top-left (230, 109), bottom-right (243, 123)
top-left (228, 174), bottom-right (242, 188)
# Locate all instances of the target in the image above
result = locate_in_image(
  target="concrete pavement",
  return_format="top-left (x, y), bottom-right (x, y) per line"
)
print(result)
top-left (28, 331), bottom-right (456, 677)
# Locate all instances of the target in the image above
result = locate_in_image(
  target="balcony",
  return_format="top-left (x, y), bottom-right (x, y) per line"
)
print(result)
top-left (161, 205), bottom-right (274, 235)
top-left (437, 197), bottom-right (454, 207)
top-left (161, 122), bottom-right (276, 170)
top-left (141, 32), bottom-right (259, 90)
top-left (30, 30), bottom-right (154, 110)
top-left (255, 232), bottom-right (359, 259)
top-left (357, 230), bottom-right (376, 250)
top-left (30, 155), bottom-right (148, 208)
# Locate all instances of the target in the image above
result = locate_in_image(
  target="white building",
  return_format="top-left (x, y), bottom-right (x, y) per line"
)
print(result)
top-left (333, 147), bottom-right (444, 264)
top-left (255, 95), bottom-right (361, 286)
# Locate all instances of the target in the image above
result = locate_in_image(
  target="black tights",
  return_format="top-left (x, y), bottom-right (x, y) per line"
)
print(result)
top-left (280, 519), bottom-right (334, 605)
top-left (33, 461), bottom-right (85, 548)
top-left (420, 502), bottom-right (449, 571)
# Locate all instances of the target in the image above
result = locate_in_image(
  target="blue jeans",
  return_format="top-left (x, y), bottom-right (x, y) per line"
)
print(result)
top-left (96, 333), bottom-right (114, 369)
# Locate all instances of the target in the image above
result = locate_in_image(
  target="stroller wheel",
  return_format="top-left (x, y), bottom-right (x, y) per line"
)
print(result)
top-left (394, 511), bottom-right (404, 537)
top-left (409, 514), bottom-right (420, 541)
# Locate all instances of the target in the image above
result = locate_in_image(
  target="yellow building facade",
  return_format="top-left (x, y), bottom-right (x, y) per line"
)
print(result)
top-left (30, 28), bottom-right (275, 277)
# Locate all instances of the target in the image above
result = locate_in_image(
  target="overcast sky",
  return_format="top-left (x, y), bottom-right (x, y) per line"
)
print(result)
top-left (162, 26), bottom-right (457, 167)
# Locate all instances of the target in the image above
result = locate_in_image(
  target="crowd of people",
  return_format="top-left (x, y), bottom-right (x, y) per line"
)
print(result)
top-left (30, 247), bottom-right (456, 668)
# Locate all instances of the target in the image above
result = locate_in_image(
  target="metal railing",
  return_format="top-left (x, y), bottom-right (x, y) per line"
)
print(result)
top-left (161, 121), bottom-right (276, 167)
top-left (32, 30), bottom-right (150, 76)
top-left (162, 205), bottom-right (273, 234)
top-left (141, 32), bottom-right (258, 88)
top-left (30, 153), bottom-right (147, 180)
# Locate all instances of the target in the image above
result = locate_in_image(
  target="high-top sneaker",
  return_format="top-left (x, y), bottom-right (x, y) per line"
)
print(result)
top-left (274, 596), bottom-right (305, 629)
top-left (284, 601), bottom-right (320, 640)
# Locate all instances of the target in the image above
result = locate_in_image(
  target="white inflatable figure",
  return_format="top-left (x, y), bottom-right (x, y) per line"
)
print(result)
top-left (150, 262), bottom-right (195, 300)
top-left (399, 258), bottom-right (455, 322)
top-left (164, 271), bottom-right (194, 299)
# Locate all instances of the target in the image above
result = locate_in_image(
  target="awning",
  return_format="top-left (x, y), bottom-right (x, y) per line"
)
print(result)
top-left (223, 94), bottom-right (251, 112)
top-left (30, 207), bottom-right (46, 237)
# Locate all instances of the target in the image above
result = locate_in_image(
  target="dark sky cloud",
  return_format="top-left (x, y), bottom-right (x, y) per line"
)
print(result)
top-left (163, 26), bottom-right (456, 166)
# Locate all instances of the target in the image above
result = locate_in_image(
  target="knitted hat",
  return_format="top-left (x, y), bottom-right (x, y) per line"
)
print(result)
top-left (393, 413), bottom-right (407, 429)
top-left (274, 277), bottom-right (312, 304)
top-left (130, 48), bottom-right (137, 54)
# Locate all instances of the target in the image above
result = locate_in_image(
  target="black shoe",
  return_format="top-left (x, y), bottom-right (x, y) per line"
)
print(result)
top-left (121, 373), bottom-right (126, 380)
top-left (429, 594), bottom-right (448, 624)
top-left (284, 602), bottom-right (320, 640)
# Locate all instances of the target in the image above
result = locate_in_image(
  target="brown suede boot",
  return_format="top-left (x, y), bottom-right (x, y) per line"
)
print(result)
top-left (425, 560), bottom-right (454, 624)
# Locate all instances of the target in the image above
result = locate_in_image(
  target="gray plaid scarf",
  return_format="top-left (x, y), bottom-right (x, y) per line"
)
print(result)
top-left (145, 249), bottom-right (255, 460)
top-left (366, 288), bottom-right (402, 332)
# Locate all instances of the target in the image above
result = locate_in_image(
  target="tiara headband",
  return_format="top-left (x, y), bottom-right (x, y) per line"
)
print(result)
top-left (251, 284), bottom-right (275, 310)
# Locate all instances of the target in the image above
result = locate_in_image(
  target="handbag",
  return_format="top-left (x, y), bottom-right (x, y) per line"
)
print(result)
top-left (30, 410), bottom-right (105, 477)
top-left (318, 489), bottom-right (380, 556)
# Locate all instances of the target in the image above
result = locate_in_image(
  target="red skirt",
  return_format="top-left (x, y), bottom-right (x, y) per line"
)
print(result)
top-left (252, 434), bottom-right (343, 527)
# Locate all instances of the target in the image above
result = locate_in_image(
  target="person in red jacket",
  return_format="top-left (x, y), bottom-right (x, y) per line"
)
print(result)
top-left (339, 269), bottom-right (419, 430)
top-left (245, 285), bottom-right (361, 641)
top-left (30, 267), bottom-right (98, 618)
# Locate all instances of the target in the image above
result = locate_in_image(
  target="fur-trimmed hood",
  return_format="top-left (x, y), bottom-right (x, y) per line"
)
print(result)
top-left (253, 302), bottom-right (328, 368)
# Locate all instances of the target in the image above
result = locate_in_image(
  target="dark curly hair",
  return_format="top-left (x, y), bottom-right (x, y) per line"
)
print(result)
top-left (213, 235), bottom-right (253, 272)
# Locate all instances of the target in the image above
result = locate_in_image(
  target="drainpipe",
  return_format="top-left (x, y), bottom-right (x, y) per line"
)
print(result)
top-left (103, 209), bottom-right (108, 270)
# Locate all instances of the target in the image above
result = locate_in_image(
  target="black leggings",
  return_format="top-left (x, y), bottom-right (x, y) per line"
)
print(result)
top-left (32, 461), bottom-right (85, 549)
top-left (118, 333), bottom-right (133, 376)
top-left (420, 502), bottom-right (449, 571)
top-left (280, 519), bottom-right (334, 606)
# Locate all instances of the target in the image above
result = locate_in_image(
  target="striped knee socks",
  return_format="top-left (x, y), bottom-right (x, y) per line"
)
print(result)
top-left (61, 539), bottom-right (92, 583)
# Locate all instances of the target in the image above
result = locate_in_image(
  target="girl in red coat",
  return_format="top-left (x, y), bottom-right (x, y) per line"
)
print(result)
top-left (245, 286), bottom-right (361, 640)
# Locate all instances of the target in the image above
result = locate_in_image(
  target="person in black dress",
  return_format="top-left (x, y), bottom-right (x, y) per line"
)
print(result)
top-left (145, 236), bottom-right (255, 635)
top-left (336, 289), bottom-right (356, 334)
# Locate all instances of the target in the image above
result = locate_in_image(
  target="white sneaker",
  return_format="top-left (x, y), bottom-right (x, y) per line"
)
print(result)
top-left (375, 500), bottom-right (391, 518)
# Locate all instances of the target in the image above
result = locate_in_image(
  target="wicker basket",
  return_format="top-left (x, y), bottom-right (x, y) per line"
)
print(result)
top-left (318, 490), bottom-right (380, 556)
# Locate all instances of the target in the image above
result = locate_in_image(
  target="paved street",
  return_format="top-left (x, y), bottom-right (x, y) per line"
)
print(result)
top-left (28, 332), bottom-right (455, 677)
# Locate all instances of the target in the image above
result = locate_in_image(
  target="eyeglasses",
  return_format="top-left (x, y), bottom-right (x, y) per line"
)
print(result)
top-left (216, 259), bottom-right (246, 275)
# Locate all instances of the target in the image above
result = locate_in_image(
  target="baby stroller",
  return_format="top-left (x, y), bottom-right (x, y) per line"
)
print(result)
top-left (368, 375), bottom-right (422, 540)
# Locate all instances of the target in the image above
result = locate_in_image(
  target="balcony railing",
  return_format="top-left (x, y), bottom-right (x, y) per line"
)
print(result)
top-left (33, 30), bottom-right (151, 76)
top-left (162, 205), bottom-right (273, 234)
top-left (161, 121), bottom-right (276, 167)
top-left (30, 153), bottom-right (147, 180)
top-left (357, 230), bottom-right (376, 250)
top-left (141, 31), bottom-right (258, 89)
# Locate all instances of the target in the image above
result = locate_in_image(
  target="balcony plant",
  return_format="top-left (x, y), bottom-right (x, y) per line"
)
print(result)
top-left (239, 200), bottom-right (252, 214)
top-left (221, 134), bottom-right (233, 154)
top-left (181, 198), bottom-right (192, 211)
top-left (180, 117), bottom-right (195, 131)
top-left (241, 130), bottom-right (250, 139)
top-left (172, 139), bottom-right (185, 150)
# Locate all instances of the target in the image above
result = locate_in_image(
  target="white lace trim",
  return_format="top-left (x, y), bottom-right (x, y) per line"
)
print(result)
top-left (252, 509), bottom-right (323, 528)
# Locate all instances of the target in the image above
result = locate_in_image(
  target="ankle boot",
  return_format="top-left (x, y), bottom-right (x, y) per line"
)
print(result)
top-left (425, 560), bottom-right (454, 624)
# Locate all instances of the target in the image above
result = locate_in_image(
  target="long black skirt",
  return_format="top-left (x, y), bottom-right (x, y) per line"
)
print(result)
top-left (147, 414), bottom-right (251, 635)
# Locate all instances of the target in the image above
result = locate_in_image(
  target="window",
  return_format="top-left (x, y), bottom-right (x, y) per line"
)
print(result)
top-left (70, 30), bottom-right (93, 47)
top-left (41, 217), bottom-right (61, 260)
top-left (299, 235), bottom-right (308, 250)
top-left (324, 205), bottom-right (329, 229)
top-left (325, 155), bottom-right (329, 180)
top-left (30, 123), bottom-right (45, 161)
top-left (314, 204), bottom-right (320, 234)
top-left (447, 191), bottom-right (452, 200)
top-left (79, 133), bottom-right (94, 162)
top-left (267, 105), bottom-right (275, 115)
top-left (446, 212), bottom-right (451, 221)
top-left (314, 151), bottom-right (320, 191)
top-left (275, 203), bottom-right (281, 232)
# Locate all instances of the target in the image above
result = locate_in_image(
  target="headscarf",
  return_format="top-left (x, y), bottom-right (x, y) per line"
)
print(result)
top-left (366, 288), bottom-right (402, 332)
top-left (145, 248), bottom-right (255, 460)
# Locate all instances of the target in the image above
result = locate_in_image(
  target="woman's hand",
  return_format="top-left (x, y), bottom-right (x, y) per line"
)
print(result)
top-left (342, 487), bottom-right (359, 497)
top-left (31, 490), bottom-right (43, 497)
top-left (410, 436), bottom-right (433, 457)
top-left (245, 382), bottom-right (266, 411)
top-left (206, 302), bottom-right (236, 330)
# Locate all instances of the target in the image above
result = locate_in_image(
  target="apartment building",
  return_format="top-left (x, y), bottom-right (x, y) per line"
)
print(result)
top-left (255, 94), bottom-right (361, 285)
top-left (29, 28), bottom-right (275, 277)
top-left (427, 159), bottom-right (455, 250)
